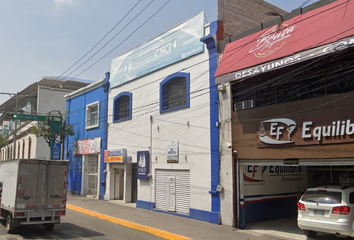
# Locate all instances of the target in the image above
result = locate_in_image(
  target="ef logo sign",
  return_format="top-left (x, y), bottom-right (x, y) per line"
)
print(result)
top-left (259, 118), bottom-right (296, 145)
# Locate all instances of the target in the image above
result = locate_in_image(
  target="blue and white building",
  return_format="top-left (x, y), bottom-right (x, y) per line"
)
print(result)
top-left (105, 12), bottom-right (222, 224)
top-left (64, 74), bottom-right (110, 199)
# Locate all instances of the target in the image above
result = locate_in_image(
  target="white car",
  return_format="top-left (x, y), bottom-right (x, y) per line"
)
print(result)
top-left (297, 185), bottom-right (354, 238)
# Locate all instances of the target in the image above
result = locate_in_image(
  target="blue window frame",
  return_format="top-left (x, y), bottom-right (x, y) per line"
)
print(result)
top-left (160, 72), bottom-right (190, 113)
top-left (113, 92), bottom-right (132, 123)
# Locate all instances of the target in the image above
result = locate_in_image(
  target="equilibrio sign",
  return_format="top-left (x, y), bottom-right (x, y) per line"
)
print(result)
top-left (257, 109), bottom-right (354, 147)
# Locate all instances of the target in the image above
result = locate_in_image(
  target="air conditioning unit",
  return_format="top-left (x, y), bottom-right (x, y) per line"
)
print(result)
top-left (234, 100), bottom-right (254, 110)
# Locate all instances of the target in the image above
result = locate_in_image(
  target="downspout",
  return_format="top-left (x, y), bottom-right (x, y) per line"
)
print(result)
top-left (200, 21), bottom-right (220, 224)
top-left (100, 72), bottom-right (110, 200)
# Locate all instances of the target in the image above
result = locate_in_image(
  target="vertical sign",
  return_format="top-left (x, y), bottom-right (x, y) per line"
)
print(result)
top-left (137, 151), bottom-right (149, 180)
top-left (167, 140), bottom-right (179, 163)
top-left (52, 143), bottom-right (61, 160)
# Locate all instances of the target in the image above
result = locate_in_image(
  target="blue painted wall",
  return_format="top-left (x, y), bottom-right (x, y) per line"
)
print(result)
top-left (65, 73), bottom-right (109, 199)
top-left (201, 20), bottom-right (220, 224)
top-left (244, 198), bottom-right (298, 224)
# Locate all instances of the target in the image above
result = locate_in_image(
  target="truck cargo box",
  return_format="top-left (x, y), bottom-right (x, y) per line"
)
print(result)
top-left (0, 159), bottom-right (69, 233)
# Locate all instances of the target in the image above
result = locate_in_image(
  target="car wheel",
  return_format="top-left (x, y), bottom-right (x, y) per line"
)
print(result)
top-left (44, 223), bottom-right (55, 230)
top-left (303, 229), bottom-right (317, 238)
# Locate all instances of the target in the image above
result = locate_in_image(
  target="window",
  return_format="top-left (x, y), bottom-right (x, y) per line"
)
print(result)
top-left (28, 137), bottom-right (31, 159)
top-left (113, 92), bottom-right (132, 123)
top-left (160, 72), bottom-right (190, 113)
top-left (22, 140), bottom-right (25, 159)
top-left (232, 47), bottom-right (354, 110)
top-left (86, 101), bottom-right (99, 129)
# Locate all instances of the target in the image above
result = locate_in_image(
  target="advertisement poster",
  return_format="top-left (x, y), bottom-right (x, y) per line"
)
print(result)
top-left (110, 11), bottom-right (204, 88)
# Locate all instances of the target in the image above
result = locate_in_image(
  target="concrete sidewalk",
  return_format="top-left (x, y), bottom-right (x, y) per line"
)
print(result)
top-left (66, 194), bottom-right (306, 240)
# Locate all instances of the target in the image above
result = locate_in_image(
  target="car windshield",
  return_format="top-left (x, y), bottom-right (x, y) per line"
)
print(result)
top-left (302, 190), bottom-right (342, 204)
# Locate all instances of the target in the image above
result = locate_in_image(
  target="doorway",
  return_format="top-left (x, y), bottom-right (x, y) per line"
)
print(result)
top-left (114, 169), bottom-right (124, 200)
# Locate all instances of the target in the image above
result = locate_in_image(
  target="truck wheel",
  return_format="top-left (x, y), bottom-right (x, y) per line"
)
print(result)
top-left (44, 223), bottom-right (55, 230)
top-left (6, 214), bottom-right (15, 234)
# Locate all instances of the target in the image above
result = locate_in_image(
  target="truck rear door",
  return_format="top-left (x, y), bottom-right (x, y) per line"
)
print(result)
top-left (46, 161), bottom-right (68, 209)
top-left (17, 160), bottom-right (48, 210)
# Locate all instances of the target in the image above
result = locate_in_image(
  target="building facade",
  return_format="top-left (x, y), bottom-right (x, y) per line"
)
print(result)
top-left (215, 0), bottom-right (351, 229)
top-left (64, 75), bottom-right (109, 200)
top-left (0, 77), bottom-right (92, 161)
top-left (105, 13), bottom-right (222, 224)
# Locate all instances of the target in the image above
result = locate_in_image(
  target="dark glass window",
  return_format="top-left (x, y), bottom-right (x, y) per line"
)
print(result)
top-left (160, 72), bottom-right (190, 113)
top-left (113, 92), bottom-right (132, 122)
top-left (164, 77), bottom-right (187, 110)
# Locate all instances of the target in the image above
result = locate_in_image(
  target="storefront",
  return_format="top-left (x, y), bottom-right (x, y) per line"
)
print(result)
top-left (214, 0), bottom-right (354, 229)
top-left (104, 149), bottom-right (137, 203)
top-left (73, 137), bottom-right (102, 199)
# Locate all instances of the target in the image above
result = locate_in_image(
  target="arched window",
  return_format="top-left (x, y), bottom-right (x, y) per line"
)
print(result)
top-left (113, 92), bottom-right (132, 123)
top-left (160, 72), bottom-right (190, 113)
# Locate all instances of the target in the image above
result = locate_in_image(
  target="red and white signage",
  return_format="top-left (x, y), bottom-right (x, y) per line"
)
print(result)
top-left (215, 0), bottom-right (354, 82)
top-left (74, 137), bottom-right (101, 155)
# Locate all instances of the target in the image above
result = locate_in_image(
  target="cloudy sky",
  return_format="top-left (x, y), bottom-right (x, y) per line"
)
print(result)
top-left (0, 0), bottom-right (318, 104)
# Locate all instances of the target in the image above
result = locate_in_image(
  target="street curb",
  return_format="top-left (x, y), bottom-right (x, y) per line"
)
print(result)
top-left (66, 204), bottom-right (192, 240)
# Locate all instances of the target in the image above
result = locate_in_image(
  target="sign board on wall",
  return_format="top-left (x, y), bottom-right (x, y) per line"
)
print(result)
top-left (167, 140), bottom-right (179, 163)
top-left (215, 0), bottom-right (354, 83)
top-left (104, 149), bottom-right (127, 163)
top-left (240, 165), bottom-right (308, 201)
top-left (137, 151), bottom-right (149, 180)
top-left (74, 137), bottom-right (101, 155)
top-left (257, 106), bottom-right (354, 147)
top-left (109, 11), bottom-right (204, 88)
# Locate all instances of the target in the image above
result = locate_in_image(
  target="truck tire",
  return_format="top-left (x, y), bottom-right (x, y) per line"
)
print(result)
top-left (44, 223), bottom-right (55, 230)
top-left (6, 214), bottom-right (16, 234)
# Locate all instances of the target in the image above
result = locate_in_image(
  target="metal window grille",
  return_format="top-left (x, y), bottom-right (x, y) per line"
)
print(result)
top-left (164, 77), bottom-right (187, 110)
top-left (114, 96), bottom-right (130, 120)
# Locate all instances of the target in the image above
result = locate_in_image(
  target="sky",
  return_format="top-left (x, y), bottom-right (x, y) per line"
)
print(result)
top-left (0, 0), bottom-right (319, 105)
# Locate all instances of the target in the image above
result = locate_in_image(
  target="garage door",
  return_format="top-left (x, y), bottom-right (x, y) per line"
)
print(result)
top-left (155, 169), bottom-right (190, 214)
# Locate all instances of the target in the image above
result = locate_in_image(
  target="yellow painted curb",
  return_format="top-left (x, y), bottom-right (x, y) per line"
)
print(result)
top-left (66, 204), bottom-right (192, 240)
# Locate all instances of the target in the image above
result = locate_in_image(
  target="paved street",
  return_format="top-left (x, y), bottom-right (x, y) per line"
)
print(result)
top-left (0, 194), bottom-right (345, 240)
top-left (0, 209), bottom-right (164, 240)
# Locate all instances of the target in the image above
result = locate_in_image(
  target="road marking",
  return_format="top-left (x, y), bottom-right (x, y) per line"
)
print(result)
top-left (66, 204), bottom-right (192, 240)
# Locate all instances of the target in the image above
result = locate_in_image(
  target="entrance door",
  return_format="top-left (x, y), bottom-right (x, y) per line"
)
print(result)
top-left (114, 169), bottom-right (124, 200)
top-left (167, 176), bottom-right (176, 212)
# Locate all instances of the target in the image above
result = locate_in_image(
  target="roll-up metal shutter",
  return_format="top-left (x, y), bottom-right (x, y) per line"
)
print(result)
top-left (155, 169), bottom-right (190, 214)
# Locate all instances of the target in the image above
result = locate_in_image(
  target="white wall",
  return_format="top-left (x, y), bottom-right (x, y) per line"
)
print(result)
top-left (218, 85), bottom-right (234, 226)
top-left (107, 24), bottom-right (213, 212)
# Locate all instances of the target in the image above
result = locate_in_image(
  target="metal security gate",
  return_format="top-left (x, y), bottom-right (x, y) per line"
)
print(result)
top-left (155, 169), bottom-right (190, 214)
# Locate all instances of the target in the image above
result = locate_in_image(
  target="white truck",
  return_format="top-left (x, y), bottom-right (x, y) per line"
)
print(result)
top-left (0, 159), bottom-right (69, 233)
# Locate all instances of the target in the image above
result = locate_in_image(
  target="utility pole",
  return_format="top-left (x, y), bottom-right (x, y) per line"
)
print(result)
top-left (13, 92), bottom-right (19, 159)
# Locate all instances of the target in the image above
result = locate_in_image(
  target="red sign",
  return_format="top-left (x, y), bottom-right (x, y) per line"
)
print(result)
top-left (74, 138), bottom-right (101, 155)
top-left (215, 0), bottom-right (354, 78)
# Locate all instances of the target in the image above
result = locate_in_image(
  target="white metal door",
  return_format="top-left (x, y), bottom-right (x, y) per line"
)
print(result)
top-left (167, 176), bottom-right (176, 211)
top-left (155, 170), bottom-right (190, 214)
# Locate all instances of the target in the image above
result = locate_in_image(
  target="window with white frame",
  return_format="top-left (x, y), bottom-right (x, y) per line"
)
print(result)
top-left (86, 101), bottom-right (99, 129)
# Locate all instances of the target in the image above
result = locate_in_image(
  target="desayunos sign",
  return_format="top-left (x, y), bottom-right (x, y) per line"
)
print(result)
top-left (109, 11), bottom-right (204, 88)
top-left (258, 118), bottom-right (354, 146)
